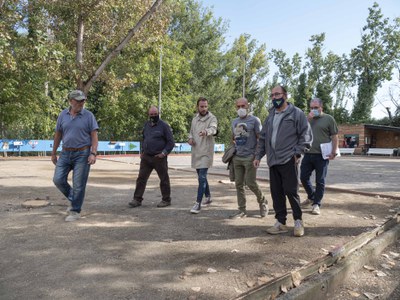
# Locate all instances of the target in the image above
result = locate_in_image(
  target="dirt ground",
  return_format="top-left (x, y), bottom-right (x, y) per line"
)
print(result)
top-left (0, 156), bottom-right (399, 300)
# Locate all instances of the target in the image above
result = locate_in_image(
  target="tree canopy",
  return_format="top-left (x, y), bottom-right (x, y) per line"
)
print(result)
top-left (1, 1), bottom-right (399, 143)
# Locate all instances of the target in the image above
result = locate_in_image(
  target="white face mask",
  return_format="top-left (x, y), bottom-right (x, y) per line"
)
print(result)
top-left (237, 108), bottom-right (247, 118)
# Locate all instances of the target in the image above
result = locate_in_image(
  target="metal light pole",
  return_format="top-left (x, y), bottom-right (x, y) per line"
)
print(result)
top-left (242, 56), bottom-right (246, 98)
top-left (158, 45), bottom-right (163, 117)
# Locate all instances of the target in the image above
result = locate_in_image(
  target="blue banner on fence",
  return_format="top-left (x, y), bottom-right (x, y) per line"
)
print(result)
top-left (0, 139), bottom-right (139, 153)
top-left (172, 143), bottom-right (224, 153)
top-left (0, 140), bottom-right (224, 153)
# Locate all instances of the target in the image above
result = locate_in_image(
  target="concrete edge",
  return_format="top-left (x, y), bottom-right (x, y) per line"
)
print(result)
top-left (279, 223), bottom-right (400, 300)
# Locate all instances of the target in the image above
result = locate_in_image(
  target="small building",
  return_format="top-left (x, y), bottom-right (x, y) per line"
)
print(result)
top-left (338, 124), bottom-right (400, 154)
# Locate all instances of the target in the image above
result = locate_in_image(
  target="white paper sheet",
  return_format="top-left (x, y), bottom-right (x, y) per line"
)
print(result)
top-left (320, 142), bottom-right (334, 160)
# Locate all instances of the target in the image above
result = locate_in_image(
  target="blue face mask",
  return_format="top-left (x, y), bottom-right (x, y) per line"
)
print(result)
top-left (272, 98), bottom-right (285, 109)
top-left (312, 109), bottom-right (320, 117)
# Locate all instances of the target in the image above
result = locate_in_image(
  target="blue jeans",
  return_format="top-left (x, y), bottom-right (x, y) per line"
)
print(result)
top-left (53, 149), bottom-right (91, 213)
top-left (196, 168), bottom-right (210, 203)
top-left (300, 154), bottom-right (329, 206)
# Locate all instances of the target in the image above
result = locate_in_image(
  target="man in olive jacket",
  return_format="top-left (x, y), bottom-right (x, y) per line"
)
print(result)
top-left (188, 97), bottom-right (218, 214)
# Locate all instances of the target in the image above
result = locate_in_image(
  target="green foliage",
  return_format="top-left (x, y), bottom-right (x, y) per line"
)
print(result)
top-left (293, 73), bottom-right (310, 111)
top-left (3, 0), bottom-right (399, 143)
top-left (269, 49), bottom-right (302, 95)
top-left (350, 2), bottom-right (400, 122)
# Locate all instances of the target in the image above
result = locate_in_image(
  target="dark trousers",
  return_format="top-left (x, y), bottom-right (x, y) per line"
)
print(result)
top-left (133, 154), bottom-right (171, 202)
top-left (269, 157), bottom-right (302, 224)
top-left (300, 153), bottom-right (329, 206)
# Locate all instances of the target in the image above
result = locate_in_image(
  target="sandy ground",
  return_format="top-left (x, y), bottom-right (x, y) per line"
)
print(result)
top-left (0, 156), bottom-right (399, 300)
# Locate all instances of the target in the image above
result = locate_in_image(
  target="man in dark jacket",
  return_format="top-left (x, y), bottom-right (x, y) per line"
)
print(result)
top-left (129, 106), bottom-right (175, 208)
top-left (254, 86), bottom-right (312, 237)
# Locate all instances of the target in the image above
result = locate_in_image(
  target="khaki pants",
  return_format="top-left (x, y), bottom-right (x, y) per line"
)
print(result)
top-left (233, 155), bottom-right (264, 212)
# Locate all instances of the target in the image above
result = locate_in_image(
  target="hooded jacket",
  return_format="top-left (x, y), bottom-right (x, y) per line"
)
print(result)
top-left (189, 112), bottom-right (218, 169)
top-left (256, 103), bottom-right (312, 167)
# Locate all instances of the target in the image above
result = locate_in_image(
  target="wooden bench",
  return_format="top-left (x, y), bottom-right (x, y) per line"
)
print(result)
top-left (367, 148), bottom-right (394, 156)
top-left (339, 148), bottom-right (355, 155)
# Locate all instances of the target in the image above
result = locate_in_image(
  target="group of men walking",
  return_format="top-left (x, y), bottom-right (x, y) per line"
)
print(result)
top-left (51, 85), bottom-right (338, 237)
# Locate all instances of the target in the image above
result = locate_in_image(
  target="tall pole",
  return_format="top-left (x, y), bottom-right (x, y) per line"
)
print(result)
top-left (242, 56), bottom-right (246, 98)
top-left (159, 45), bottom-right (163, 117)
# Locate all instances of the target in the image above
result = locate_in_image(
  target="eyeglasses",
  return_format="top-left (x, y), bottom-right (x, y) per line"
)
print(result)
top-left (310, 107), bottom-right (320, 109)
top-left (269, 92), bottom-right (284, 98)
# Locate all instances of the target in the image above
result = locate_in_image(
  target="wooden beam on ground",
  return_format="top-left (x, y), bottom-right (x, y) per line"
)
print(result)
top-left (233, 214), bottom-right (400, 300)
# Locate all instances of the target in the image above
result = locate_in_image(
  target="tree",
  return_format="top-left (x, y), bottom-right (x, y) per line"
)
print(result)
top-left (168, 0), bottom-right (233, 143)
top-left (350, 2), bottom-right (400, 122)
top-left (293, 73), bottom-right (310, 111)
top-left (36, 0), bottom-right (168, 93)
top-left (270, 49), bottom-right (302, 95)
top-left (225, 34), bottom-right (268, 102)
top-left (0, 0), bottom-right (171, 139)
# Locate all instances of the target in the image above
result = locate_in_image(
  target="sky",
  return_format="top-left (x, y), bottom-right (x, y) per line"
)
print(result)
top-left (200, 0), bottom-right (400, 119)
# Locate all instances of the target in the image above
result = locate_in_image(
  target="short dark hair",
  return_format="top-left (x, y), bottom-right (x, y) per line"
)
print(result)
top-left (272, 85), bottom-right (287, 95)
top-left (197, 97), bottom-right (208, 106)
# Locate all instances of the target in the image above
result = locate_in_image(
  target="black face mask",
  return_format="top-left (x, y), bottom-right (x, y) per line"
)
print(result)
top-left (272, 98), bottom-right (285, 109)
top-left (150, 115), bottom-right (159, 123)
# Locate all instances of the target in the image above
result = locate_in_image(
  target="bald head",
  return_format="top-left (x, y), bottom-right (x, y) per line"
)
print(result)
top-left (148, 106), bottom-right (159, 116)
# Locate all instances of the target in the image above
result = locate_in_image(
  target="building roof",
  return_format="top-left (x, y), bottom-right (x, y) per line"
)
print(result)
top-left (364, 124), bottom-right (400, 133)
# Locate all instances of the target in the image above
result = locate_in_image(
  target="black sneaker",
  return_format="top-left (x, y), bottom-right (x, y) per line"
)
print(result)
top-left (157, 200), bottom-right (171, 208)
top-left (229, 211), bottom-right (247, 219)
top-left (128, 199), bottom-right (142, 208)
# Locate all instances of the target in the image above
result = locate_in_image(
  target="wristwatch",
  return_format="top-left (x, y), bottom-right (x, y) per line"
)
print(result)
top-left (90, 152), bottom-right (97, 157)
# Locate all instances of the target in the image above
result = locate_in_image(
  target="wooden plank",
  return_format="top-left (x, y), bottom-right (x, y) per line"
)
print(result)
top-left (233, 214), bottom-right (399, 300)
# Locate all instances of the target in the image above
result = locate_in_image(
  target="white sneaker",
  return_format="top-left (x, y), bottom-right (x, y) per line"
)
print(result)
top-left (266, 221), bottom-right (288, 234)
top-left (300, 198), bottom-right (313, 207)
top-left (294, 219), bottom-right (304, 237)
top-left (259, 203), bottom-right (269, 217)
top-left (312, 204), bottom-right (320, 215)
top-left (65, 211), bottom-right (81, 222)
top-left (203, 196), bottom-right (212, 205)
top-left (190, 203), bottom-right (201, 214)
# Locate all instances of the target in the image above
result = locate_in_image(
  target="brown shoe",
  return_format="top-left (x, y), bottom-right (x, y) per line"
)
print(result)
top-left (128, 199), bottom-right (142, 208)
top-left (157, 200), bottom-right (171, 208)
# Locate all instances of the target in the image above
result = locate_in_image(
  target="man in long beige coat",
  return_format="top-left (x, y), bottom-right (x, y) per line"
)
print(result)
top-left (188, 97), bottom-right (218, 214)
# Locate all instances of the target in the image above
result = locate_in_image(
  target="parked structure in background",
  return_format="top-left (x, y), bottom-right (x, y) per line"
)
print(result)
top-left (339, 124), bottom-right (400, 155)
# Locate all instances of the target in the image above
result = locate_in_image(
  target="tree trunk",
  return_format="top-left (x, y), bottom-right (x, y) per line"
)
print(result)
top-left (82, 0), bottom-right (164, 94)
top-left (76, 14), bottom-right (85, 91)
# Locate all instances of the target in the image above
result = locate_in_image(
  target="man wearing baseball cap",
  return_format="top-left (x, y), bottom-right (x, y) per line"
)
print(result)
top-left (51, 90), bottom-right (99, 222)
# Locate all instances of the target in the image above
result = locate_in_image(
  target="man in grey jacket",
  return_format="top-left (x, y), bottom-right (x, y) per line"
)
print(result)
top-left (254, 86), bottom-right (312, 237)
top-left (188, 97), bottom-right (218, 214)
